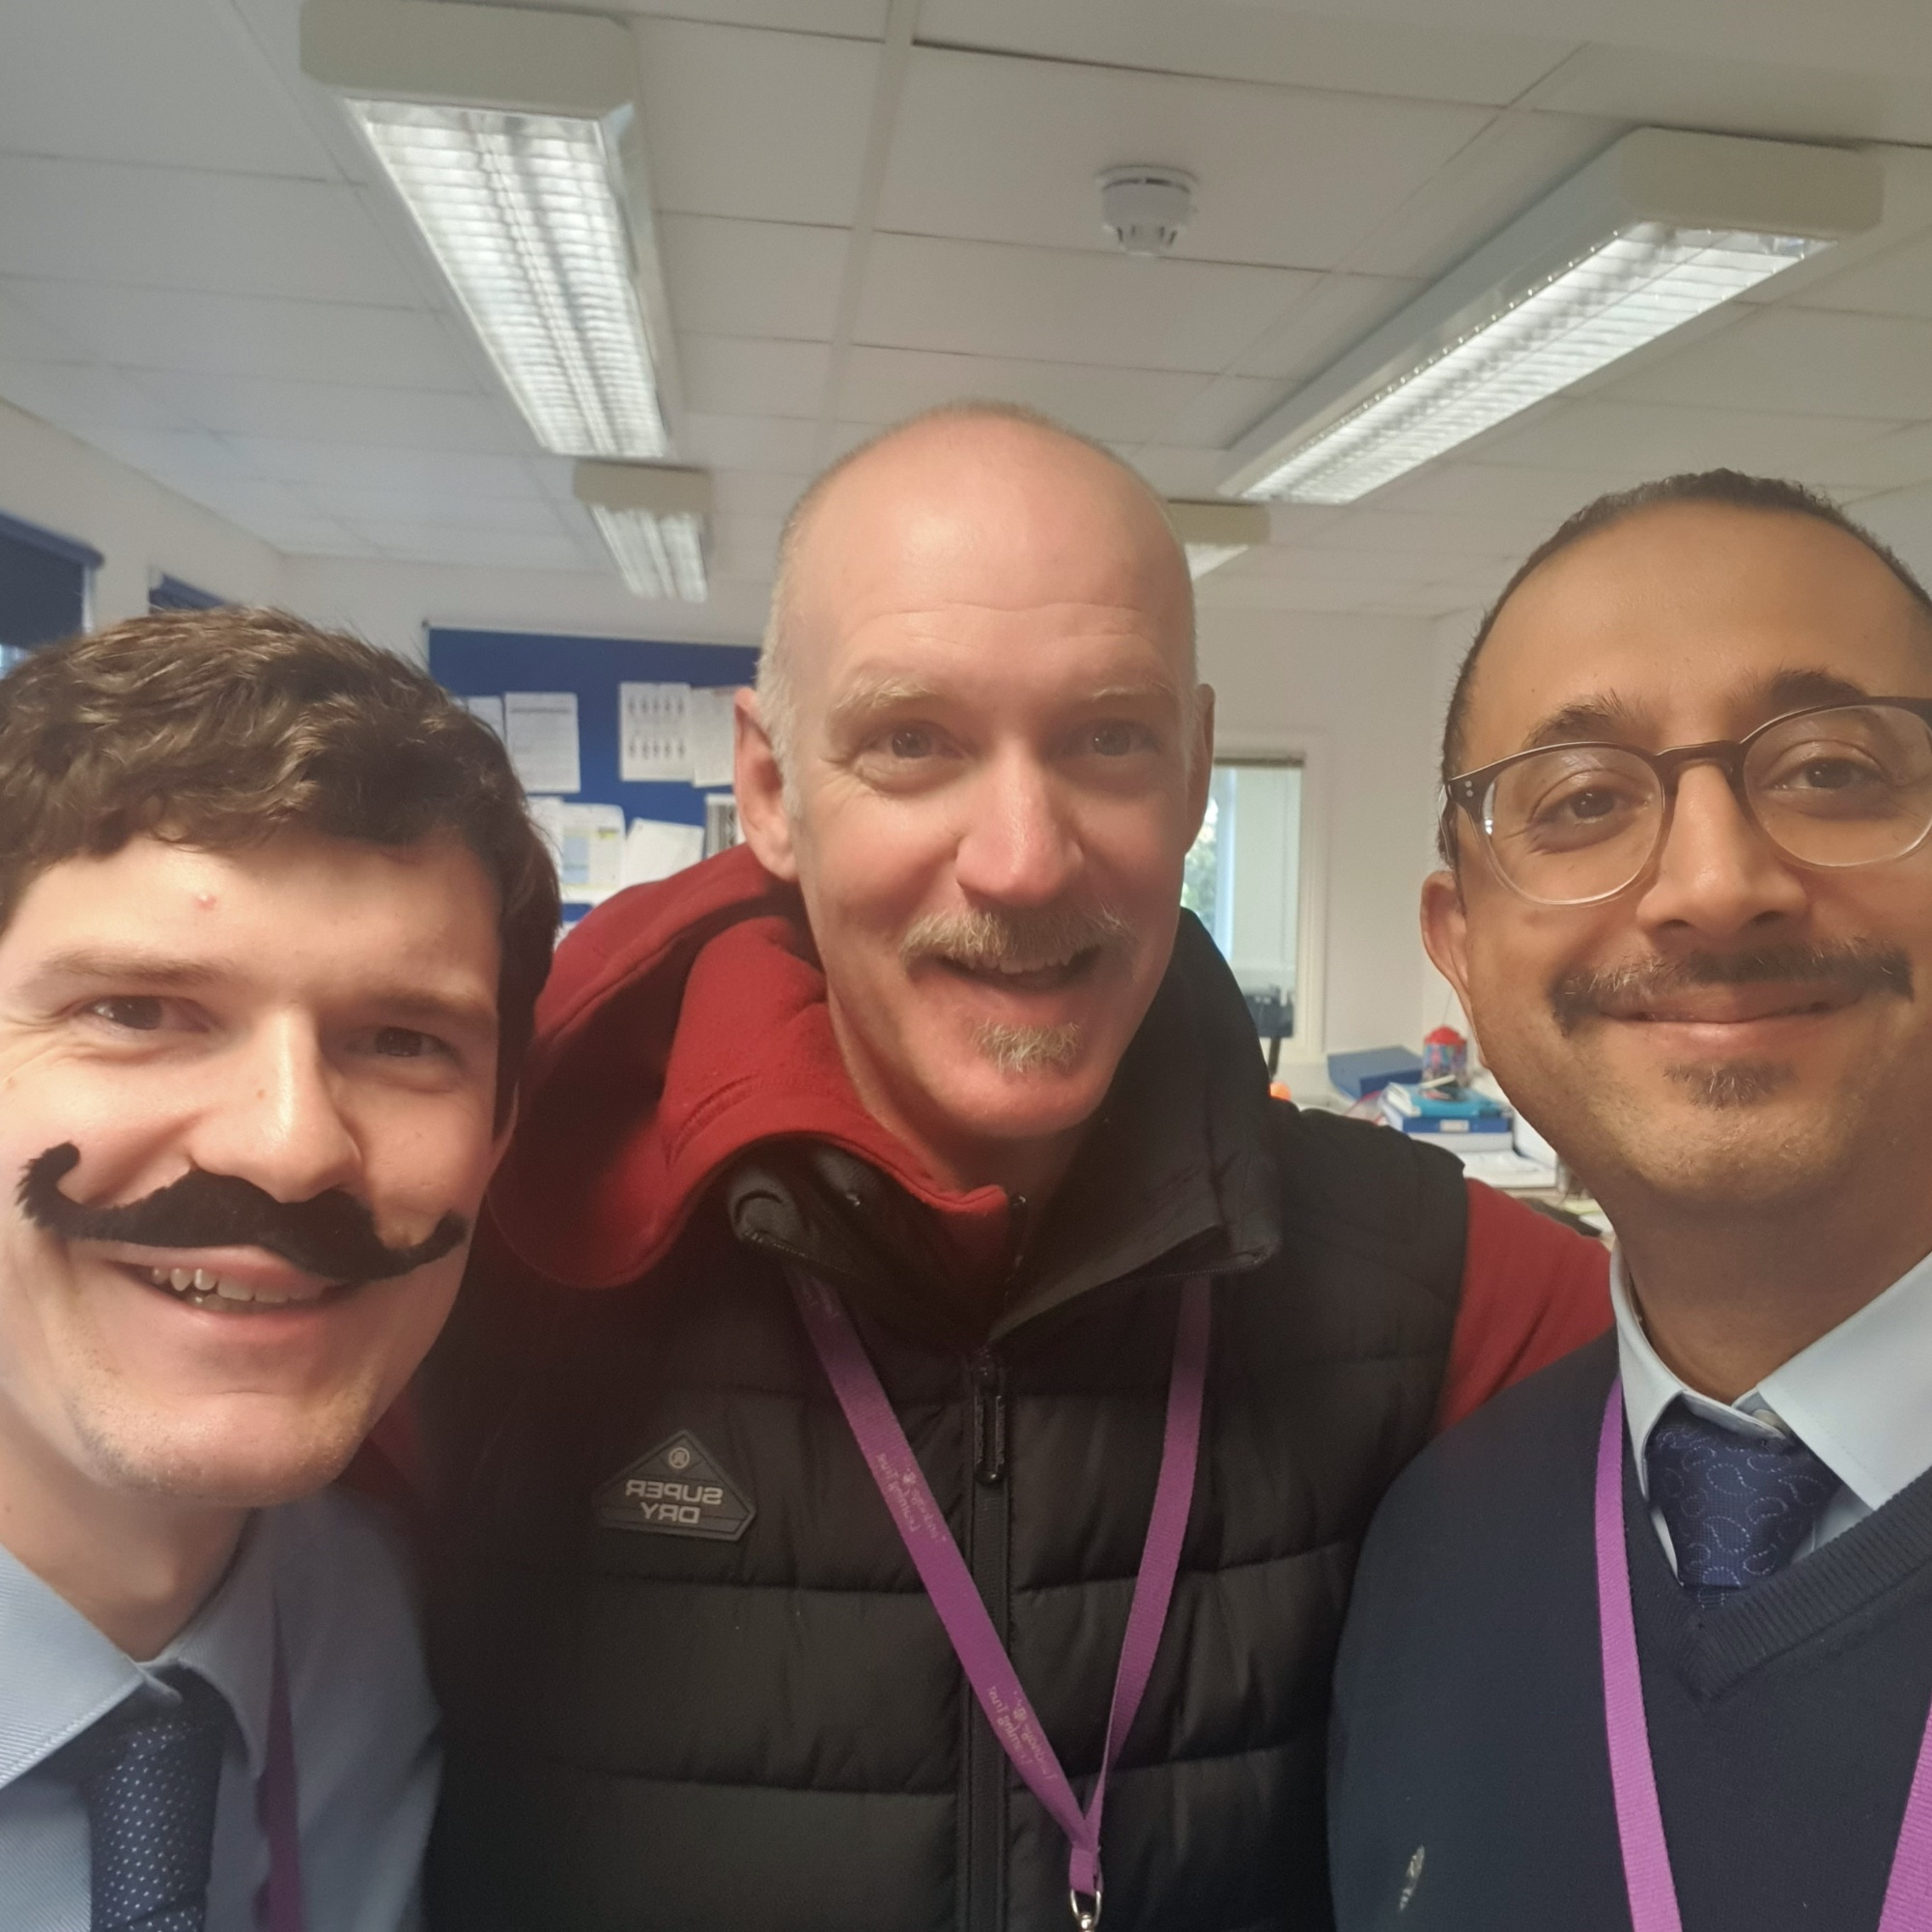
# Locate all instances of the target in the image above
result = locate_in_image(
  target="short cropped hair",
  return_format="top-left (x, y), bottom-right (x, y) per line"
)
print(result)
top-left (1437, 470), bottom-right (1932, 863)
top-left (0, 607), bottom-right (559, 1122)
top-left (755, 401), bottom-right (1197, 786)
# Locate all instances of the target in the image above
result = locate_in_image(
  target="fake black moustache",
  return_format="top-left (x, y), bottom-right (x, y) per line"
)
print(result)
top-left (17, 1144), bottom-right (469, 1284)
top-left (1549, 940), bottom-right (1914, 1037)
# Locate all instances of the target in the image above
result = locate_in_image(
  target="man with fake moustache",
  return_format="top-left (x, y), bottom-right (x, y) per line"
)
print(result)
top-left (1331, 473), bottom-right (1932, 1931)
top-left (0, 610), bottom-right (557, 1930)
top-left (425, 403), bottom-right (1610, 1931)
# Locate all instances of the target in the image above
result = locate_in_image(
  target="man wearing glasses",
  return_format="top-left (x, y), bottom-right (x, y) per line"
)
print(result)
top-left (1329, 471), bottom-right (1932, 1932)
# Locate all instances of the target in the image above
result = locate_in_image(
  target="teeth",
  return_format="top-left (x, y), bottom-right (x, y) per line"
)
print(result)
top-left (139, 1266), bottom-right (282, 1306)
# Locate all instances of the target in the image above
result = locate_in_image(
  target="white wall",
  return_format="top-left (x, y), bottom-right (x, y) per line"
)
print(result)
top-left (1199, 605), bottom-right (1463, 1071)
top-left (0, 399), bottom-right (286, 621)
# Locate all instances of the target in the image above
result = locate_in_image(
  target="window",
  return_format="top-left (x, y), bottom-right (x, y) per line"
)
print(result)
top-left (149, 574), bottom-right (226, 613)
top-left (1182, 759), bottom-right (1304, 1052)
top-left (0, 510), bottom-right (100, 662)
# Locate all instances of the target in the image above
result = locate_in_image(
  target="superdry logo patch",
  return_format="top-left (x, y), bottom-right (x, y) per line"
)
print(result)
top-left (595, 1431), bottom-right (755, 1542)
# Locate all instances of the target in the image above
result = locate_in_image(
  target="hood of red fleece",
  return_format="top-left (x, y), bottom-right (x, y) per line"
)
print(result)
top-left (487, 843), bottom-right (1012, 1290)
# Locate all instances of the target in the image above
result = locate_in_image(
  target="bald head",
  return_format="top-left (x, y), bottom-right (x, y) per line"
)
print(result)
top-left (756, 404), bottom-right (1196, 780)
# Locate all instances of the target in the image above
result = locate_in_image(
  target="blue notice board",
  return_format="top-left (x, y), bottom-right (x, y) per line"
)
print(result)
top-left (428, 628), bottom-right (761, 919)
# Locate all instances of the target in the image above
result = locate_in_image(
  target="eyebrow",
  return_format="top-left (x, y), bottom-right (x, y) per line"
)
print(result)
top-left (27, 948), bottom-right (224, 991)
top-left (1763, 668), bottom-right (1876, 713)
top-left (1521, 696), bottom-right (1648, 751)
top-left (24, 948), bottom-right (497, 1039)
top-left (822, 675), bottom-right (943, 739)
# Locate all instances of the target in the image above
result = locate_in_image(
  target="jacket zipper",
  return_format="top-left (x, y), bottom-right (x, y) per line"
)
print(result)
top-left (963, 1346), bottom-right (1009, 1932)
top-left (962, 1191), bottom-right (1032, 1932)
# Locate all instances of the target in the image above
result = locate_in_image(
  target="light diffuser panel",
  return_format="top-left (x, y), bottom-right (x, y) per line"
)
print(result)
top-left (1245, 224), bottom-right (1822, 504)
top-left (588, 505), bottom-right (708, 602)
top-left (350, 99), bottom-right (668, 462)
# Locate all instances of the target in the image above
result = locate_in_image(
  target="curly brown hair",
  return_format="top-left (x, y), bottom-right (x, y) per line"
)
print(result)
top-left (0, 607), bottom-right (559, 1122)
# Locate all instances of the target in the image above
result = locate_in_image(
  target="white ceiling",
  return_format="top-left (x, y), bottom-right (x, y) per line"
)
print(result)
top-left (8, 0), bottom-right (1932, 619)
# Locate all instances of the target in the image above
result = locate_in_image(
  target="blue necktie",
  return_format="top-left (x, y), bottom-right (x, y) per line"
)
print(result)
top-left (67, 1669), bottom-right (231, 1932)
top-left (1646, 1400), bottom-right (1839, 1597)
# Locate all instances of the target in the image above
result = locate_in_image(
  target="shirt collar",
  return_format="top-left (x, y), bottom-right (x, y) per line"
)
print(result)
top-left (0, 1510), bottom-right (275, 1793)
top-left (1613, 1245), bottom-right (1932, 1513)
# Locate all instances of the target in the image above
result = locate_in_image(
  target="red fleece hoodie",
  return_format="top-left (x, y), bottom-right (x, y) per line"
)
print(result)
top-left (482, 844), bottom-right (1608, 1434)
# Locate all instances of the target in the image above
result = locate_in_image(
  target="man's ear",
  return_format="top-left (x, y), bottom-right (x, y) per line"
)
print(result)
top-left (1420, 867), bottom-right (1475, 1017)
top-left (733, 689), bottom-right (798, 882)
top-left (1185, 684), bottom-right (1215, 839)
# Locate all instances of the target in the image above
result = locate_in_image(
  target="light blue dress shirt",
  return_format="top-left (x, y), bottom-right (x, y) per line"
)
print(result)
top-left (1614, 1244), bottom-right (1932, 1574)
top-left (0, 1488), bottom-right (438, 1932)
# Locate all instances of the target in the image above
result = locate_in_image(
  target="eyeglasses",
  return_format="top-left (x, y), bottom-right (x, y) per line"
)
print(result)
top-left (1445, 699), bottom-right (1932, 907)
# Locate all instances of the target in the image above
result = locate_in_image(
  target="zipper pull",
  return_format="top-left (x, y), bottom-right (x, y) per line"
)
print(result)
top-left (972, 1352), bottom-right (1007, 1487)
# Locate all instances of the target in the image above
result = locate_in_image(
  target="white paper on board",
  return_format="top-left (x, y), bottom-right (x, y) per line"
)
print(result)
top-left (686, 687), bottom-right (739, 788)
top-left (504, 692), bottom-right (582, 794)
top-left (529, 798), bottom-right (625, 902)
top-left (619, 682), bottom-right (692, 781)
top-left (621, 817), bottom-right (705, 886)
top-left (463, 695), bottom-right (506, 739)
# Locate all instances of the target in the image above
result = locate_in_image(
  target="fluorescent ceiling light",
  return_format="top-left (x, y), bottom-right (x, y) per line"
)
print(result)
top-left (1225, 129), bottom-right (1882, 506)
top-left (1167, 498), bottom-right (1268, 579)
top-left (576, 461), bottom-right (709, 602)
top-left (349, 99), bottom-right (668, 462)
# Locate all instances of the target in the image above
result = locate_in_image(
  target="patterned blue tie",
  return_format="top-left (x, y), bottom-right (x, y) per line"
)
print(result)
top-left (1645, 1400), bottom-right (1839, 1598)
top-left (68, 1669), bottom-right (231, 1932)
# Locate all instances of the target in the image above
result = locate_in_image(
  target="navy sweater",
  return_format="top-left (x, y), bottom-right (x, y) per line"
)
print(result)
top-left (1328, 1333), bottom-right (1932, 1931)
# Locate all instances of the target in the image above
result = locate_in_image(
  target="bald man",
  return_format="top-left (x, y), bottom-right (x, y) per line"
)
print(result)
top-left (422, 404), bottom-right (1607, 1932)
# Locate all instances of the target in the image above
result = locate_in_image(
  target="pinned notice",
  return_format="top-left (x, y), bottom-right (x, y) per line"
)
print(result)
top-left (621, 817), bottom-right (704, 887)
top-left (529, 798), bottom-right (625, 903)
top-left (620, 682), bottom-right (691, 781)
top-left (505, 692), bottom-right (582, 795)
top-left (687, 687), bottom-right (739, 788)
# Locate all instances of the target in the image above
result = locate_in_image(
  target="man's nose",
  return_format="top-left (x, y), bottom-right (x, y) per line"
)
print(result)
top-left (182, 1017), bottom-right (362, 1207)
top-left (1634, 762), bottom-right (1810, 938)
top-left (953, 751), bottom-right (1084, 908)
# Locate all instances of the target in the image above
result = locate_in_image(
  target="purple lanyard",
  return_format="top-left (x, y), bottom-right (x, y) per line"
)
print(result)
top-left (1596, 1378), bottom-right (1932, 1930)
top-left (790, 1270), bottom-right (1211, 1931)
top-left (256, 1609), bottom-right (306, 1932)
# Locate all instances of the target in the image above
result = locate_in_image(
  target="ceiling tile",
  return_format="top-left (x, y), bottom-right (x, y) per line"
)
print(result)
top-left (0, 286), bottom-right (89, 364)
top-left (1603, 307), bottom-right (1932, 421)
top-left (1339, 108), bottom-right (1614, 282)
top-left (0, 360), bottom-right (196, 436)
top-left (0, 156), bottom-right (420, 305)
top-left (1150, 374), bottom-right (1288, 450)
top-left (1804, 422), bottom-right (1932, 494)
top-left (856, 234), bottom-right (1315, 372)
top-left (1848, 483), bottom-right (1932, 579)
top-left (877, 47), bottom-right (1494, 270)
top-left (513, 0), bottom-right (887, 34)
top-left (1464, 397), bottom-right (1912, 477)
top-left (242, 518), bottom-right (377, 558)
top-left (681, 335), bottom-right (833, 418)
top-left (1528, 40), bottom-right (1932, 146)
top-left (124, 373), bottom-right (537, 453)
top-left (225, 440), bottom-right (545, 499)
top-left (4, 281), bottom-right (477, 391)
top-left (352, 524), bottom-right (591, 570)
top-left (710, 469), bottom-right (811, 518)
top-left (639, 19), bottom-right (880, 228)
top-left (837, 346), bottom-right (1208, 442)
top-left (681, 412), bottom-right (822, 469)
top-left (659, 214), bottom-right (849, 340)
top-left (708, 512), bottom-right (786, 579)
top-left (296, 488), bottom-right (571, 533)
top-left (1121, 445), bottom-right (1239, 497)
top-left (915, 0), bottom-right (1573, 104)
top-left (0, 0), bottom-right (338, 177)
top-left (1788, 236), bottom-right (1932, 324)
top-left (1231, 272), bottom-right (1420, 383)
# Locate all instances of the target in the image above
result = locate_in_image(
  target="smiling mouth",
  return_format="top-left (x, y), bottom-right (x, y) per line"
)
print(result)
top-left (933, 948), bottom-right (1103, 995)
top-left (1605, 986), bottom-right (1860, 1027)
top-left (120, 1263), bottom-right (348, 1312)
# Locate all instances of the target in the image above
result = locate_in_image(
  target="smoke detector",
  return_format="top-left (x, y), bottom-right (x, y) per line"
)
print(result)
top-left (1098, 166), bottom-right (1195, 257)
